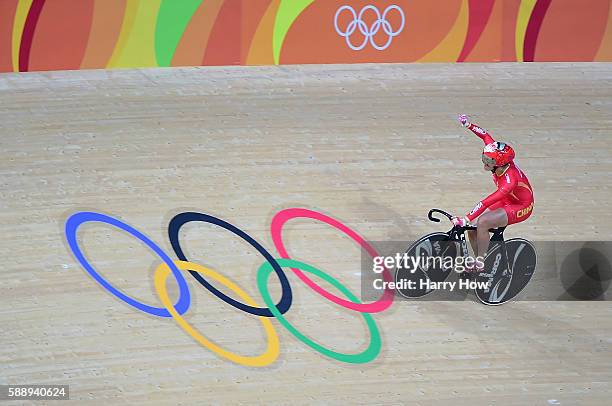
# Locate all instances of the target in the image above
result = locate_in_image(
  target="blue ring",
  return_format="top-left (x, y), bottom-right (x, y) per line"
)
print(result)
top-left (65, 212), bottom-right (191, 317)
top-left (168, 212), bottom-right (292, 317)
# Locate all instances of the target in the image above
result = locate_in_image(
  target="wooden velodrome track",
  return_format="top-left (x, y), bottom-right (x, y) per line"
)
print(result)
top-left (1, 63), bottom-right (611, 405)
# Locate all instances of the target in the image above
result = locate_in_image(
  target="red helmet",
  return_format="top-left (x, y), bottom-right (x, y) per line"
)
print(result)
top-left (482, 141), bottom-right (515, 167)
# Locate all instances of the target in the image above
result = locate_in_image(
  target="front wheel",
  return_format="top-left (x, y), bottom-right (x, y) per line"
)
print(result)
top-left (395, 232), bottom-right (458, 298)
top-left (474, 238), bottom-right (537, 305)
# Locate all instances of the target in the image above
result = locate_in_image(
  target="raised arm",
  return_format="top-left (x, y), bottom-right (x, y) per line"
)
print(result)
top-left (458, 114), bottom-right (495, 145)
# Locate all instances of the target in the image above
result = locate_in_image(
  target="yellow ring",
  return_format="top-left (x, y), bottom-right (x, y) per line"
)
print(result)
top-left (153, 260), bottom-right (279, 367)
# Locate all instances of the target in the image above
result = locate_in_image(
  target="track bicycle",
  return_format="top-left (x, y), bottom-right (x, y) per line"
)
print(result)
top-left (395, 208), bottom-right (537, 305)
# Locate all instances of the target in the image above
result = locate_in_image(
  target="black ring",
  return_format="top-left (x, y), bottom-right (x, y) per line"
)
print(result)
top-left (168, 212), bottom-right (292, 317)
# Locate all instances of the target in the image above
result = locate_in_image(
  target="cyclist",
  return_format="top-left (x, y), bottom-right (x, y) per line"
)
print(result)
top-left (452, 115), bottom-right (534, 271)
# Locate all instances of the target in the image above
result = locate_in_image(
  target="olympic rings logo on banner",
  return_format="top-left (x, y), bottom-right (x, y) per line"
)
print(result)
top-left (65, 208), bottom-right (395, 367)
top-left (334, 5), bottom-right (405, 51)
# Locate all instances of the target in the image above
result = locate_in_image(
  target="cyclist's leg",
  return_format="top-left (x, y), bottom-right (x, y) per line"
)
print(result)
top-left (467, 213), bottom-right (485, 254)
top-left (467, 229), bottom-right (477, 256)
top-left (466, 229), bottom-right (483, 272)
top-left (475, 208), bottom-right (508, 258)
top-left (468, 201), bottom-right (503, 256)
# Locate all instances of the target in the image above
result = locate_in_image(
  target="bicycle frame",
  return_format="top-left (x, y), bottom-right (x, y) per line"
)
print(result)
top-left (428, 208), bottom-right (510, 278)
top-left (395, 208), bottom-right (537, 305)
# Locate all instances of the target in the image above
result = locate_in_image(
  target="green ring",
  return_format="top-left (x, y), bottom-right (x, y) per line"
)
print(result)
top-left (257, 258), bottom-right (381, 364)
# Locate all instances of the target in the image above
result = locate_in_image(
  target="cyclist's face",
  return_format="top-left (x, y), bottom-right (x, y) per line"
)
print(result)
top-left (482, 154), bottom-right (496, 171)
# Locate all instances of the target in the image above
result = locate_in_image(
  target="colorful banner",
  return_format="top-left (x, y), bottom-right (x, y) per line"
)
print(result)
top-left (1, 0), bottom-right (611, 72)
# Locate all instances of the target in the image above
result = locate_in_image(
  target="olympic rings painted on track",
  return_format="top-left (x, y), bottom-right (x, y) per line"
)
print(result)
top-left (65, 211), bottom-right (191, 318)
top-left (65, 208), bottom-right (393, 365)
top-left (155, 260), bottom-right (279, 367)
top-left (271, 208), bottom-right (395, 313)
top-left (257, 258), bottom-right (381, 364)
top-left (168, 211), bottom-right (292, 317)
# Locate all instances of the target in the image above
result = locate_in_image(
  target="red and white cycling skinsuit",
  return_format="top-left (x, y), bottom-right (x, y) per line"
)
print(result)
top-left (465, 123), bottom-right (534, 225)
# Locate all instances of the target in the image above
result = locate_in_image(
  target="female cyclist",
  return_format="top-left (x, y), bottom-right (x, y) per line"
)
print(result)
top-left (452, 115), bottom-right (534, 271)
